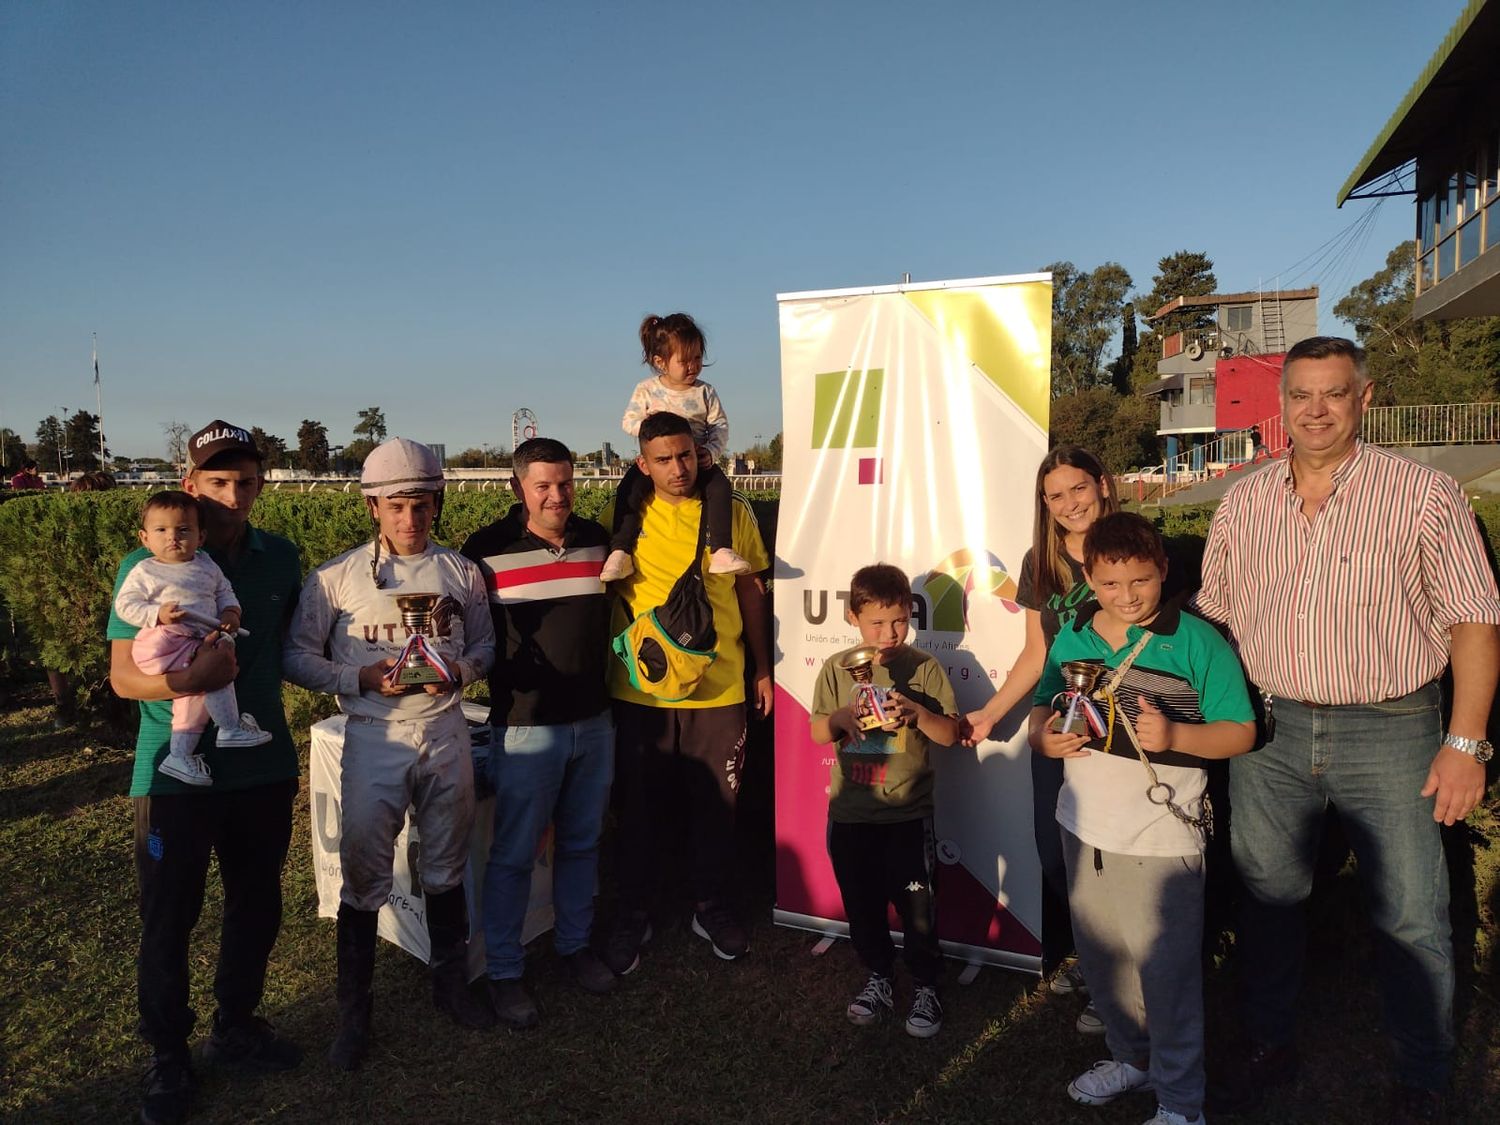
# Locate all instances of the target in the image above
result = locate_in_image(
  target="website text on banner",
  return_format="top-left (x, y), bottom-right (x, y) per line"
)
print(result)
top-left (772, 275), bottom-right (1052, 972)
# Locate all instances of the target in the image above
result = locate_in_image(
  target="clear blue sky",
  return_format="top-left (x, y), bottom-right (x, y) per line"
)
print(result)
top-left (0, 0), bottom-right (1444, 462)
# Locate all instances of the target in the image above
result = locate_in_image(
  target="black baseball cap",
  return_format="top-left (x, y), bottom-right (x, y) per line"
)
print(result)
top-left (188, 420), bottom-right (261, 469)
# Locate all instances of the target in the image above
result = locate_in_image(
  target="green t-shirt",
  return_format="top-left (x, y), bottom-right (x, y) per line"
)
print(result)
top-left (107, 526), bottom-right (302, 797)
top-left (811, 644), bottom-right (958, 824)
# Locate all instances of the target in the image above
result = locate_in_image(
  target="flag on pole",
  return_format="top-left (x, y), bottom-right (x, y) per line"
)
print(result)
top-left (94, 347), bottom-right (100, 386)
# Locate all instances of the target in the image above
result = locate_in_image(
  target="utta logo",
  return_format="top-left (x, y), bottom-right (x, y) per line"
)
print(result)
top-left (920, 548), bottom-right (1020, 633)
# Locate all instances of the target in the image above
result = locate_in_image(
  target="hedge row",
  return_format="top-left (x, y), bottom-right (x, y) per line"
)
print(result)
top-left (4, 489), bottom-right (1498, 720)
top-left (0, 489), bottom-right (776, 714)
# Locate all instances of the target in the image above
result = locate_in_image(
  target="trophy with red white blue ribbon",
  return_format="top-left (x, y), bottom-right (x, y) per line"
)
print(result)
top-left (1052, 660), bottom-right (1108, 737)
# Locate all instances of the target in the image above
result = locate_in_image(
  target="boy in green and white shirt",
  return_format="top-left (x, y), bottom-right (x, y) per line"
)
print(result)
top-left (1030, 513), bottom-right (1254, 1125)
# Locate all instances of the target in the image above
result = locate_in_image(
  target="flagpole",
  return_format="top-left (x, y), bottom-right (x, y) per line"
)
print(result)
top-left (93, 334), bottom-right (105, 471)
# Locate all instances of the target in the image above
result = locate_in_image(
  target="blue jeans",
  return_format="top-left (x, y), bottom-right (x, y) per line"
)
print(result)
top-left (481, 711), bottom-right (614, 980)
top-left (1228, 683), bottom-right (1452, 1089)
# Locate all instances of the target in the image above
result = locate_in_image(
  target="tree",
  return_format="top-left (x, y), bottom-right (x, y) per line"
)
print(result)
top-left (2, 428), bottom-right (27, 473)
top-left (447, 447), bottom-right (487, 468)
top-left (36, 416), bottom-right (65, 474)
top-left (739, 432), bottom-right (783, 471)
top-left (344, 438), bottom-right (377, 469)
top-left (163, 420), bottom-right (191, 470)
top-left (447, 445), bottom-right (511, 469)
top-left (1049, 388), bottom-right (1162, 472)
top-left (298, 419), bottom-right (330, 473)
top-left (353, 406), bottom-right (387, 445)
top-left (249, 427), bottom-right (289, 469)
top-left (1130, 251), bottom-right (1219, 392)
top-left (1107, 302), bottom-right (1138, 394)
top-left (1044, 261), bottom-right (1134, 397)
top-left (64, 410), bottom-right (105, 472)
top-left (1334, 240), bottom-right (1500, 405)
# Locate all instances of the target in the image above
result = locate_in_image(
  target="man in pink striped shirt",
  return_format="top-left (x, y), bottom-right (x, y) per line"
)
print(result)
top-left (1195, 336), bottom-right (1500, 1123)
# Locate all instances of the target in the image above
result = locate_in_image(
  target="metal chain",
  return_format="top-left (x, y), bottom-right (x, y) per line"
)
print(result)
top-left (1092, 631), bottom-right (1214, 837)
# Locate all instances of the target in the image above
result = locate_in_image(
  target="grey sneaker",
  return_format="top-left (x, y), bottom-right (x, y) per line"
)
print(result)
top-left (158, 752), bottom-right (212, 787)
top-left (1049, 963), bottom-right (1087, 995)
top-left (1141, 1107), bottom-right (1204, 1125)
top-left (846, 973), bottom-right (894, 1025)
top-left (1067, 1059), bottom-right (1152, 1106)
top-left (486, 978), bottom-right (539, 1030)
top-left (215, 713), bottom-right (274, 748)
top-left (1076, 1002), bottom-right (1106, 1034)
top-left (905, 985), bottom-right (943, 1038)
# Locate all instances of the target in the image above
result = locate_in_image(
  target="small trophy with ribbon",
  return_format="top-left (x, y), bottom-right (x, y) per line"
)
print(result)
top-left (1052, 659), bottom-right (1108, 737)
top-left (385, 592), bottom-right (454, 689)
top-left (838, 645), bottom-right (893, 731)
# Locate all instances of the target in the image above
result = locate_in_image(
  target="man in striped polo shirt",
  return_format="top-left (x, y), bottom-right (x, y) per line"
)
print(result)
top-left (460, 437), bottom-right (618, 1028)
top-left (1195, 336), bottom-right (1500, 1122)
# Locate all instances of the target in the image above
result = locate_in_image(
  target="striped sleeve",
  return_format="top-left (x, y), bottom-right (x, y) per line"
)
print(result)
top-left (1190, 489), bottom-right (1236, 627)
top-left (1419, 472), bottom-right (1500, 628)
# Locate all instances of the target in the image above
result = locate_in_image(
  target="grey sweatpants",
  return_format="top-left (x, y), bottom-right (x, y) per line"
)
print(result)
top-left (1062, 828), bottom-right (1205, 1118)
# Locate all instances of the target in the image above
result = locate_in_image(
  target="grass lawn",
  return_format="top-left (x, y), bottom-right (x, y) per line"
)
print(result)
top-left (4, 682), bottom-right (1500, 1124)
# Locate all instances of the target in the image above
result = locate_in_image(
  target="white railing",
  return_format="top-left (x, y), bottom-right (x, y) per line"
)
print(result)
top-left (1145, 401), bottom-right (1500, 499)
top-left (1361, 402), bottom-right (1500, 446)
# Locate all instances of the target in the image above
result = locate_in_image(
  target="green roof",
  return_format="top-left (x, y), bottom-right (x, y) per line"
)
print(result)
top-left (1337, 0), bottom-right (1498, 207)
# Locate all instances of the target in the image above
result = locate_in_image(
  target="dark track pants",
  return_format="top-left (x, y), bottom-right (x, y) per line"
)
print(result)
top-left (133, 779), bottom-right (297, 1053)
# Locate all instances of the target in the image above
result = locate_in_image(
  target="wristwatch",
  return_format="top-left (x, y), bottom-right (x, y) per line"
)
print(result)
top-left (1442, 732), bottom-right (1495, 763)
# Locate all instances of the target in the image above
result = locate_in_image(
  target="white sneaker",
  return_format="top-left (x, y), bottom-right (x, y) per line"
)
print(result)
top-left (216, 714), bottom-right (274, 748)
top-left (904, 985), bottom-right (943, 1038)
top-left (845, 974), bottom-right (893, 1025)
top-left (707, 547), bottom-right (752, 575)
top-left (599, 549), bottom-right (635, 582)
top-left (1076, 1002), bottom-right (1106, 1034)
top-left (1067, 1059), bottom-right (1152, 1106)
top-left (1141, 1107), bottom-right (1204, 1125)
top-left (158, 752), bottom-right (213, 787)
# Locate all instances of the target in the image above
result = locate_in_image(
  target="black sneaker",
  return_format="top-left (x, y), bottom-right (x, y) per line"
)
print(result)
top-left (602, 911), bottom-right (652, 976)
top-left (564, 949), bottom-right (618, 995)
top-left (905, 985), bottom-right (943, 1038)
top-left (200, 1014), bottom-right (304, 1072)
top-left (140, 1052), bottom-right (194, 1125)
top-left (486, 978), bottom-right (540, 1031)
top-left (691, 902), bottom-right (748, 960)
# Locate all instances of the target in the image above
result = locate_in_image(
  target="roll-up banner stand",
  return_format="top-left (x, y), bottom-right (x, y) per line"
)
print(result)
top-left (772, 273), bottom-right (1051, 973)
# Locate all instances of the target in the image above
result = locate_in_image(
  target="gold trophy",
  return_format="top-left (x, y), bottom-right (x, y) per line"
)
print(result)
top-left (838, 645), bottom-right (893, 731)
top-left (391, 592), bottom-right (446, 687)
top-left (1055, 660), bottom-right (1107, 735)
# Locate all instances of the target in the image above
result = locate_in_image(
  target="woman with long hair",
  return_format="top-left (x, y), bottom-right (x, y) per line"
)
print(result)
top-left (965, 446), bottom-right (1118, 1020)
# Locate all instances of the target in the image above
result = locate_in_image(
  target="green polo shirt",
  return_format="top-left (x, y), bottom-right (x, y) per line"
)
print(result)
top-left (1035, 599), bottom-right (1253, 769)
top-left (107, 525), bottom-right (302, 797)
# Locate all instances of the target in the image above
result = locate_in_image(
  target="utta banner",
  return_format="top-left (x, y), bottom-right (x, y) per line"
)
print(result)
top-left (773, 274), bottom-right (1051, 972)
